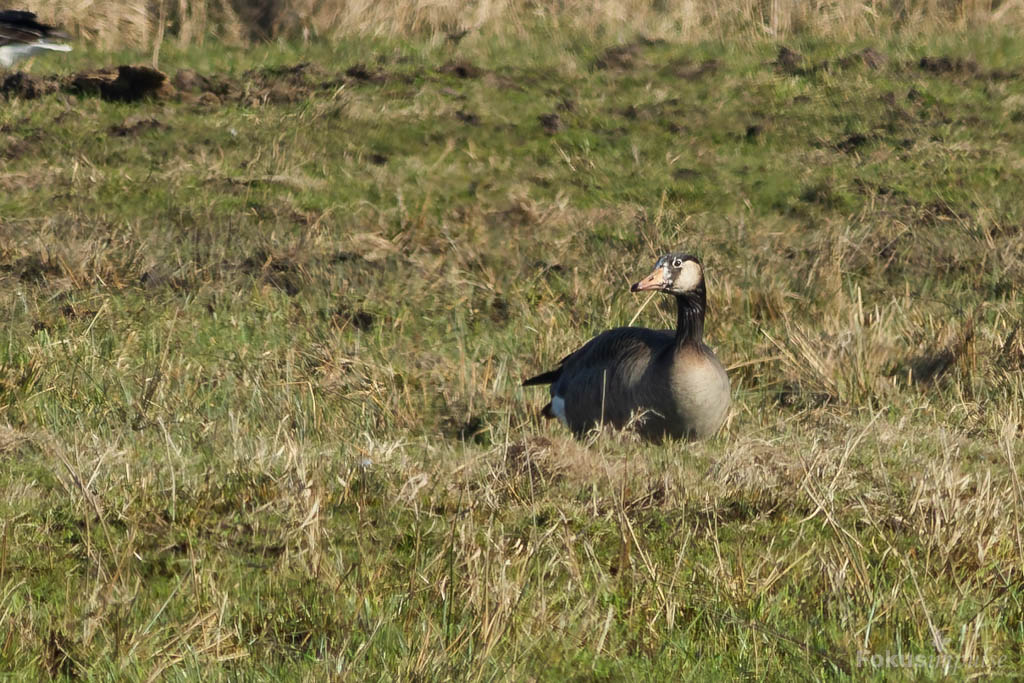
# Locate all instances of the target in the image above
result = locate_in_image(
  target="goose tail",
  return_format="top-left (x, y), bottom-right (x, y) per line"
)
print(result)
top-left (522, 367), bottom-right (561, 387)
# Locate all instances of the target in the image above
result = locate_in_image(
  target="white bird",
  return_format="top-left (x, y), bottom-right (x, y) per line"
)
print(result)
top-left (0, 10), bottom-right (72, 68)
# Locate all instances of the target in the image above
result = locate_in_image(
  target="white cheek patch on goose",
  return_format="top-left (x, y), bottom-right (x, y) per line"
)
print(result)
top-left (550, 396), bottom-right (568, 426)
top-left (673, 260), bottom-right (703, 293)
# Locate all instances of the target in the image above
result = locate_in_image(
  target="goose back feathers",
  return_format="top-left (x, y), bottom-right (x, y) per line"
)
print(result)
top-left (0, 11), bottom-right (72, 68)
top-left (523, 253), bottom-right (729, 441)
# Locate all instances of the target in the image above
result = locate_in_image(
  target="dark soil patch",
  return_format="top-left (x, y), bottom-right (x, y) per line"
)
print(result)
top-left (239, 249), bottom-right (303, 296)
top-left (446, 28), bottom-right (471, 44)
top-left (470, 291), bottom-right (510, 324)
top-left (906, 87), bottom-right (926, 104)
top-left (919, 55), bottom-right (978, 75)
top-left (531, 261), bottom-right (564, 278)
top-left (775, 382), bottom-right (834, 408)
top-left (255, 83), bottom-right (307, 104)
top-left (43, 629), bottom-right (81, 680)
top-left (921, 199), bottom-right (960, 225)
top-left (500, 438), bottom-right (570, 485)
top-left (998, 324), bottom-right (1024, 370)
top-left (488, 296), bottom-right (510, 323)
top-left (60, 304), bottom-right (97, 321)
top-left (773, 46), bottom-right (832, 76)
top-left (69, 65), bottom-right (174, 102)
top-left (838, 47), bottom-right (888, 70)
top-left (184, 92), bottom-right (223, 106)
top-left (502, 440), bottom-right (545, 478)
top-left (538, 112), bottom-right (562, 134)
top-left (455, 110), bottom-right (480, 125)
top-left (139, 268), bottom-right (192, 292)
top-left (836, 133), bottom-right (869, 153)
top-left (344, 63), bottom-right (385, 83)
top-left (852, 177), bottom-right (900, 198)
top-left (774, 46), bottom-right (806, 74)
top-left (172, 68), bottom-right (209, 91)
top-left (914, 56), bottom-right (1020, 80)
top-left (332, 305), bottom-right (375, 331)
top-left (331, 251), bottom-right (362, 264)
top-left (661, 58), bottom-right (720, 80)
top-left (1, 131), bottom-right (41, 160)
top-left (248, 61), bottom-right (328, 84)
top-left (241, 62), bottom-right (343, 103)
top-left (487, 202), bottom-right (540, 229)
top-left (109, 115), bottom-right (166, 137)
top-left (439, 60), bottom-right (483, 79)
top-left (908, 347), bottom-right (959, 384)
top-left (620, 97), bottom-right (686, 125)
top-left (879, 92), bottom-right (915, 123)
top-left (622, 104), bottom-right (649, 121)
top-left (443, 413), bottom-right (488, 444)
top-left (2, 254), bottom-right (64, 284)
top-left (988, 68), bottom-right (1023, 80)
top-left (0, 72), bottom-right (60, 99)
top-left (595, 43), bottom-right (644, 70)
top-left (799, 182), bottom-right (846, 209)
top-left (172, 68), bottom-right (241, 100)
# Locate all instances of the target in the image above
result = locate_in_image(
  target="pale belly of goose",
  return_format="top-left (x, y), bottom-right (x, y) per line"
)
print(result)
top-left (664, 348), bottom-right (730, 439)
top-left (622, 352), bottom-right (729, 440)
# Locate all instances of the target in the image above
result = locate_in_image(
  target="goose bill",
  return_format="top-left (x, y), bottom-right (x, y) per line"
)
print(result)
top-left (630, 268), bottom-right (669, 292)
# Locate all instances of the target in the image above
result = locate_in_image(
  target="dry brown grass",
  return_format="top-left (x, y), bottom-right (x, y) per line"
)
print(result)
top-left (29, 0), bottom-right (1024, 50)
top-left (1, 20), bottom-right (1023, 677)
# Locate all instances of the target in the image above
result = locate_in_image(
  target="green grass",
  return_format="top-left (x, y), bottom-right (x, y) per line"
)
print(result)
top-left (0, 28), bottom-right (1022, 679)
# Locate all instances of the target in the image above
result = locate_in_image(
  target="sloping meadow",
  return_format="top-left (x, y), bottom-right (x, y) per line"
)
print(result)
top-left (0, 27), bottom-right (1022, 679)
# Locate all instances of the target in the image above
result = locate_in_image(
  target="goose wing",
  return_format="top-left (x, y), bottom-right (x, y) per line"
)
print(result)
top-left (523, 327), bottom-right (671, 386)
top-left (524, 327), bottom-right (673, 430)
top-left (0, 11), bottom-right (69, 46)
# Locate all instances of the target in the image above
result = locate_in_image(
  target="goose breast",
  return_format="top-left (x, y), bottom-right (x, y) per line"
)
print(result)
top-left (667, 344), bottom-right (730, 439)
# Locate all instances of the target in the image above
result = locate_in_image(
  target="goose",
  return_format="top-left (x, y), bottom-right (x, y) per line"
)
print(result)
top-left (0, 10), bottom-right (72, 68)
top-left (523, 252), bottom-right (730, 441)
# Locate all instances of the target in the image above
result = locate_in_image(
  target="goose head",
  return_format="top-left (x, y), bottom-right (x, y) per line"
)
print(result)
top-left (630, 253), bottom-right (704, 295)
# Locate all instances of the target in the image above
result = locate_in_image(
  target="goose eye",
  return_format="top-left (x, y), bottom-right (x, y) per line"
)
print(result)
top-left (671, 258), bottom-right (683, 269)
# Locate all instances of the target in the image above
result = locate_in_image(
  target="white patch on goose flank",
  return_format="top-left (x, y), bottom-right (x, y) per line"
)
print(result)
top-left (0, 41), bottom-right (71, 68)
top-left (550, 396), bottom-right (568, 426)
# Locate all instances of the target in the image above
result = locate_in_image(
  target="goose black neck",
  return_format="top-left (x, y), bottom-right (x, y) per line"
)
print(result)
top-left (674, 287), bottom-right (706, 348)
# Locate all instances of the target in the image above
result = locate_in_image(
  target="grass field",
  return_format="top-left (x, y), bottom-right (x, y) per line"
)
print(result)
top-left (1, 23), bottom-right (1023, 679)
